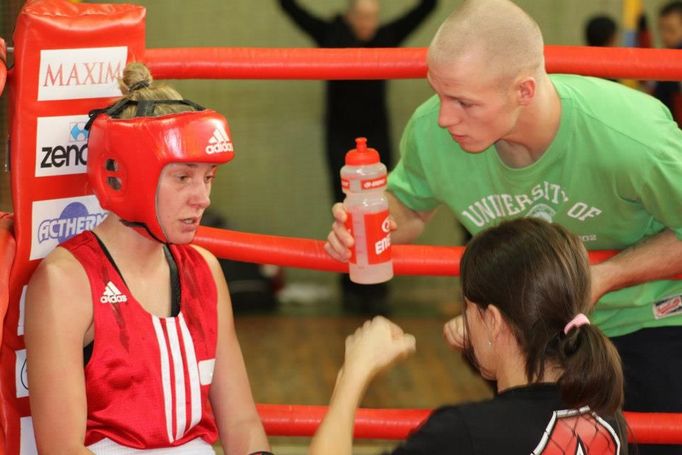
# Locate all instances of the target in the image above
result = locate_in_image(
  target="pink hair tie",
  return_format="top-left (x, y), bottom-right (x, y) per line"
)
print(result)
top-left (563, 313), bottom-right (590, 335)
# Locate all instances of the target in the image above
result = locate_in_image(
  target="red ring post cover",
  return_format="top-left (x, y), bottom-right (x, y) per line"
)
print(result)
top-left (1, 1), bottom-right (145, 453)
top-left (0, 37), bottom-right (6, 97)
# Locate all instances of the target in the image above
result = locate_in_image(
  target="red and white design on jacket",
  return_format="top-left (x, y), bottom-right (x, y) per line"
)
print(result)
top-left (532, 407), bottom-right (620, 455)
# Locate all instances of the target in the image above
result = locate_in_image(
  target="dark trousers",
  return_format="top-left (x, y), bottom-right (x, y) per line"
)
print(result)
top-left (611, 326), bottom-right (682, 454)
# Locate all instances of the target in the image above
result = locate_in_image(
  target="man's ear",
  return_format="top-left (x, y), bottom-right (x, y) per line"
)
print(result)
top-left (516, 77), bottom-right (537, 106)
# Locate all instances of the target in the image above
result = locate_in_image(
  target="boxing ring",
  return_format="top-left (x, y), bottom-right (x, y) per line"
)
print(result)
top-left (1, 2), bottom-right (682, 451)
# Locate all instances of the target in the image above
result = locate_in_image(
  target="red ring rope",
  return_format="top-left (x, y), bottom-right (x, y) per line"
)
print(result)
top-left (145, 46), bottom-right (682, 81)
top-left (194, 226), bottom-right (682, 280)
top-left (256, 405), bottom-right (682, 444)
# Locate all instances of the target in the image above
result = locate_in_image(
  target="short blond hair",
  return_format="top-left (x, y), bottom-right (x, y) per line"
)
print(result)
top-left (428, 0), bottom-right (545, 82)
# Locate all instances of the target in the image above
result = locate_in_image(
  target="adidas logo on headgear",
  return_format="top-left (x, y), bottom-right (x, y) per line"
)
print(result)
top-left (205, 128), bottom-right (233, 154)
top-left (100, 281), bottom-right (128, 304)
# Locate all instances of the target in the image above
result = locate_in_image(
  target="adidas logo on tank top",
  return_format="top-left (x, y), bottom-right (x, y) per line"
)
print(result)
top-left (100, 281), bottom-right (128, 304)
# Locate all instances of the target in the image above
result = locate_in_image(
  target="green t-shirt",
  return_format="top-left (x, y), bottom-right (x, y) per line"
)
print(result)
top-left (388, 74), bottom-right (682, 337)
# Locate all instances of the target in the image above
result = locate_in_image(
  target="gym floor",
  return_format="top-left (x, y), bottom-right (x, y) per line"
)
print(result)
top-left (218, 277), bottom-right (492, 454)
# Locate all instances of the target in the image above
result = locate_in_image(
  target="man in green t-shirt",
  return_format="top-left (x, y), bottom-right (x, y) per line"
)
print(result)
top-left (325, 1), bottom-right (682, 453)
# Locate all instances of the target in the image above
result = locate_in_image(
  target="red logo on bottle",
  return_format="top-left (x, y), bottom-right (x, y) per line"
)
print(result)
top-left (345, 210), bottom-right (391, 265)
top-left (360, 176), bottom-right (386, 190)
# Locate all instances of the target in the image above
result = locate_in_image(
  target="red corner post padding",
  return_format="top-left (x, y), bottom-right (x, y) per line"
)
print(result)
top-left (0, 37), bottom-right (6, 97)
top-left (0, 213), bottom-right (16, 346)
top-left (0, 213), bottom-right (16, 452)
top-left (1, 1), bottom-right (145, 453)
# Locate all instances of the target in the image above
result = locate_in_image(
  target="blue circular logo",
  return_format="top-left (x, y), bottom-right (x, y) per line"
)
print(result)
top-left (57, 202), bottom-right (89, 243)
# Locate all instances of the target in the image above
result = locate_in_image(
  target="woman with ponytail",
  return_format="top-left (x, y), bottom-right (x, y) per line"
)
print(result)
top-left (310, 218), bottom-right (626, 455)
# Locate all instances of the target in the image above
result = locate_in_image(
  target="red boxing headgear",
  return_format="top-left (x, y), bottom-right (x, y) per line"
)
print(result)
top-left (87, 103), bottom-right (234, 242)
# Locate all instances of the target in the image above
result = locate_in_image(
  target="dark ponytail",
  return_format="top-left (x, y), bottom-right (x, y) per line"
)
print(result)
top-left (557, 324), bottom-right (623, 416)
top-left (460, 218), bottom-right (624, 418)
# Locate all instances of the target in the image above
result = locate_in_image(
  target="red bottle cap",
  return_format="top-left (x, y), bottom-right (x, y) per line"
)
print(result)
top-left (345, 137), bottom-right (380, 165)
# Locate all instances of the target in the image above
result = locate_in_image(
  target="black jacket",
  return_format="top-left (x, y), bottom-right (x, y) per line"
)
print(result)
top-left (388, 384), bottom-right (623, 455)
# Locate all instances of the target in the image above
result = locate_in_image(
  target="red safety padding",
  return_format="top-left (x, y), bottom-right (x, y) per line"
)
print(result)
top-left (2, 1), bottom-right (146, 453)
top-left (544, 46), bottom-right (682, 81)
top-left (145, 47), bottom-right (427, 80)
top-left (194, 226), bottom-right (465, 276)
top-left (9, 0), bottom-right (146, 254)
top-left (0, 213), bottom-right (15, 451)
top-left (625, 411), bottom-right (682, 445)
top-left (257, 404), bottom-right (431, 440)
top-left (0, 37), bottom-right (6, 97)
top-left (0, 213), bottom-right (15, 344)
top-left (193, 227), bottom-right (682, 279)
top-left (144, 46), bottom-right (682, 81)
top-left (256, 404), bottom-right (682, 445)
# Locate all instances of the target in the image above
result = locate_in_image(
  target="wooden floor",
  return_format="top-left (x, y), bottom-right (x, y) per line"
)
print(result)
top-left (237, 314), bottom-right (492, 408)
top-left (216, 279), bottom-right (493, 453)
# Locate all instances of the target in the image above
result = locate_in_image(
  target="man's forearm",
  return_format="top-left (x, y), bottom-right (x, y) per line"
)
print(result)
top-left (387, 191), bottom-right (433, 244)
top-left (591, 229), bottom-right (682, 304)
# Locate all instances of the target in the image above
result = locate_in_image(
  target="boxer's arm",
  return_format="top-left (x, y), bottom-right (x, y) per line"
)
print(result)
top-left (25, 249), bottom-right (95, 454)
top-left (195, 246), bottom-right (271, 454)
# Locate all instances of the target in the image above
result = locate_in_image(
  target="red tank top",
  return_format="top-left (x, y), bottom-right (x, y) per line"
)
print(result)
top-left (60, 231), bottom-right (219, 449)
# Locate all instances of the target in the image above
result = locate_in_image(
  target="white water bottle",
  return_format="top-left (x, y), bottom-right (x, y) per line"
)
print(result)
top-left (341, 137), bottom-right (393, 284)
